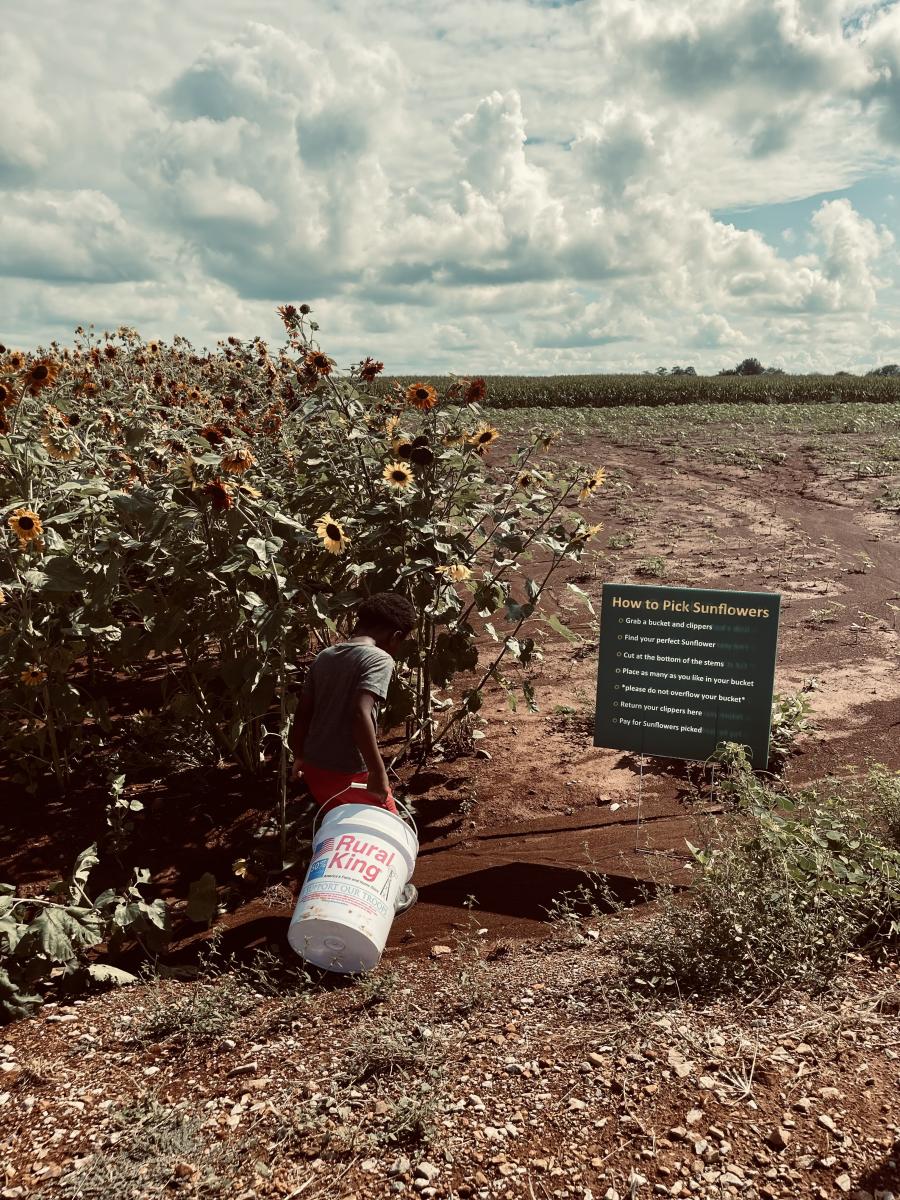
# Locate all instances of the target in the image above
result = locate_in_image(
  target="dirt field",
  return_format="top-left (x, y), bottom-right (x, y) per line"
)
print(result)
top-left (2, 406), bottom-right (900, 1199)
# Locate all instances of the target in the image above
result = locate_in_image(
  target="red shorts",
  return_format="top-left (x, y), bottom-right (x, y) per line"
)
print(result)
top-left (299, 761), bottom-right (398, 818)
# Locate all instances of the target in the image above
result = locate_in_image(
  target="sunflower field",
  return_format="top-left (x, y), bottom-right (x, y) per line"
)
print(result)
top-left (0, 308), bottom-right (603, 801)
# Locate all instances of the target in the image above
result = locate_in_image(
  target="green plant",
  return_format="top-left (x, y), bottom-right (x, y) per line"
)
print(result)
top-left (619, 761), bottom-right (900, 999)
top-left (769, 688), bottom-right (815, 769)
top-left (38, 1095), bottom-right (240, 1200)
top-left (634, 555), bottom-right (667, 578)
top-left (0, 843), bottom-right (169, 1023)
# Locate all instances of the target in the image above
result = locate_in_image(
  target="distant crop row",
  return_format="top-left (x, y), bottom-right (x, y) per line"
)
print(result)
top-left (373, 373), bottom-right (900, 409)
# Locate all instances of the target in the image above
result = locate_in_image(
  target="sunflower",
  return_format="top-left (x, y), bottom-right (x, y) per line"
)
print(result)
top-left (40, 427), bottom-right (80, 462)
top-left (315, 513), bottom-right (350, 555)
top-left (0, 411), bottom-right (9, 436)
top-left (203, 478), bottom-right (235, 512)
top-left (8, 508), bottom-right (43, 545)
top-left (436, 563), bottom-right (472, 582)
top-left (305, 350), bottom-right (335, 377)
top-left (186, 387), bottom-right (203, 405)
top-left (1, 351), bottom-right (26, 374)
top-left (0, 383), bottom-right (13, 408)
top-left (147, 340), bottom-right (161, 355)
top-left (405, 382), bottom-right (438, 411)
top-left (359, 357), bottom-right (384, 382)
top-left (384, 415), bottom-right (401, 438)
top-left (469, 424), bottom-right (500, 454)
top-left (383, 461), bottom-right (415, 489)
top-left (20, 665), bottom-right (47, 687)
top-left (0, 587), bottom-right (5, 605)
top-left (515, 471), bottom-right (534, 490)
top-left (573, 522), bottom-right (604, 542)
top-left (578, 467), bottom-right (607, 502)
top-left (237, 481), bottom-right (263, 500)
top-left (443, 430), bottom-right (465, 447)
top-left (465, 377), bottom-right (487, 404)
top-left (24, 360), bottom-right (61, 395)
top-left (392, 436), bottom-right (414, 460)
top-left (220, 445), bottom-right (257, 475)
top-left (409, 443), bottom-right (435, 467)
top-left (199, 423), bottom-right (228, 446)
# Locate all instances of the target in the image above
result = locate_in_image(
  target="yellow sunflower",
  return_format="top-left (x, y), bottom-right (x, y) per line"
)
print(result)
top-left (147, 340), bottom-right (161, 355)
top-left (8, 508), bottom-right (43, 545)
top-left (436, 563), bottom-right (472, 581)
top-left (469, 424), bottom-right (500, 453)
top-left (1, 351), bottom-right (26, 374)
top-left (305, 350), bottom-right (335, 377)
top-left (40, 428), bottom-right (80, 462)
top-left (237, 481), bottom-right (263, 499)
top-left (515, 471), bottom-right (534, 490)
top-left (405, 382), bottom-right (438, 412)
top-left (315, 513), bottom-right (350, 555)
top-left (384, 415), bottom-right (401, 438)
top-left (21, 665), bottom-right (48, 687)
top-left (383, 461), bottom-right (415, 489)
top-left (578, 466), bottom-right (607, 502)
top-left (442, 430), bottom-right (465, 447)
top-left (24, 360), bottom-right (61, 395)
top-left (220, 445), bottom-right (257, 475)
top-left (573, 522), bottom-right (604, 542)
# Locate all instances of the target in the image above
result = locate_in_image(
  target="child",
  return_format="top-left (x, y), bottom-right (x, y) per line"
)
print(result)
top-left (290, 591), bottom-right (418, 914)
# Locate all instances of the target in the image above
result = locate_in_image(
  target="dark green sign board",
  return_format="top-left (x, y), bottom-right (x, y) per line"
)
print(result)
top-left (594, 584), bottom-right (781, 770)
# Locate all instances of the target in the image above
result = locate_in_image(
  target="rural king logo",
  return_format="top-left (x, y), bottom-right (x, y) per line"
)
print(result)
top-left (326, 834), bottom-right (396, 884)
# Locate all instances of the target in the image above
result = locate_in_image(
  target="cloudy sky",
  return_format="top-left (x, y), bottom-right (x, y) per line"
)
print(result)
top-left (3, 0), bottom-right (900, 374)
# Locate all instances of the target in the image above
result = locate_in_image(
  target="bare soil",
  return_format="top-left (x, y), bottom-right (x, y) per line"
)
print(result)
top-left (2, 418), bottom-right (899, 1199)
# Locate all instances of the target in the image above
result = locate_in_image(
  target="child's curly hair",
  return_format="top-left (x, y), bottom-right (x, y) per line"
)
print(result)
top-left (355, 591), bottom-right (416, 636)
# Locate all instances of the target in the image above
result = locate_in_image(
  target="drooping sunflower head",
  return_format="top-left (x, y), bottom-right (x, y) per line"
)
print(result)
top-left (469, 424), bottom-right (500, 454)
top-left (203, 478), bottom-right (235, 512)
top-left (436, 563), bottom-right (472, 582)
top-left (40, 427), bottom-right (81, 462)
top-left (515, 471), bottom-right (534, 491)
top-left (383, 461), bottom-right (415, 489)
top-left (220, 445), bottom-right (257, 475)
top-left (573, 521), bottom-right (604, 543)
top-left (0, 383), bottom-right (13, 408)
top-left (405, 382), bottom-right (438, 411)
top-left (8, 508), bottom-right (43, 545)
top-left (20, 664), bottom-right (48, 687)
top-left (465, 377), bottom-right (487, 405)
top-left (315, 513), bottom-right (350, 555)
top-left (24, 360), bottom-right (61, 395)
top-left (359, 357), bottom-right (384, 382)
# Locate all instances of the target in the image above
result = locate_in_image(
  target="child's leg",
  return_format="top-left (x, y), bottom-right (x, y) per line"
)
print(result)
top-left (299, 762), bottom-right (398, 816)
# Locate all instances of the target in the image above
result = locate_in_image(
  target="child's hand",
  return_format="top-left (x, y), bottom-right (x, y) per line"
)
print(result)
top-left (369, 771), bottom-right (392, 803)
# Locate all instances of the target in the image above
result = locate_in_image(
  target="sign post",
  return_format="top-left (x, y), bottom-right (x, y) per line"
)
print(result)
top-left (594, 584), bottom-right (781, 771)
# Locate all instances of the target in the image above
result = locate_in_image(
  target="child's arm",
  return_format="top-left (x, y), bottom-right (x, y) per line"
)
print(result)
top-left (289, 688), bottom-right (314, 779)
top-left (352, 691), bottom-right (391, 801)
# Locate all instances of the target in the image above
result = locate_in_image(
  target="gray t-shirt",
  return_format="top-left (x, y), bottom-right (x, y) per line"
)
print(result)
top-left (301, 641), bottom-right (394, 772)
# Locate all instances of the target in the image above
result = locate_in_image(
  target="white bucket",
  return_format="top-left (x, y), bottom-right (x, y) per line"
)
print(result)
top-left (288, 787), bottom-right (419, 974)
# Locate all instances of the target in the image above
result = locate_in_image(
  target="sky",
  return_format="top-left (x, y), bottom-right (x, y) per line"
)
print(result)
top-left (2, 0), bottom-right (900, 374)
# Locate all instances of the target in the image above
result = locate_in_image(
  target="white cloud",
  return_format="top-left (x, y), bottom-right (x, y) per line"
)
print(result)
top-left (1, 1), bottom-right (899, 374)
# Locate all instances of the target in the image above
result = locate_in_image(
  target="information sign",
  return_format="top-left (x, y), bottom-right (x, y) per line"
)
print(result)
top-left (594, 583), bottom-right (781, 769)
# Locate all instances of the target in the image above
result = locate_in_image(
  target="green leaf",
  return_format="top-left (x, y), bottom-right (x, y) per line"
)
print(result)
top-left (544, 614), bottom-right (581, 643)
top-left (21, 906), bottom-right (105, 964)
top-left (186, 873), bottom-right (218, 925)
top-left (42, 557), bottom-right (91, 592)
top-left (0, 965), bottom-right (42, 1021)
top-left (87, 963), bottom-right (139, 986)
top-left (68, 844), bottom-right (99, 901)
top-left (567, 582), bottom-right (596, 615)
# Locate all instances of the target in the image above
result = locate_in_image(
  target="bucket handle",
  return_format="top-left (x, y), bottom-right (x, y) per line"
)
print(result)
top-left (311, 781), bottom-right (419, 844)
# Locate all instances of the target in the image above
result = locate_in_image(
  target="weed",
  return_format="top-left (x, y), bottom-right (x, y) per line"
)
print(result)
top-left (41, 1095), bottom-right (240, 1200)
top-left (608, 531), bottom-right (636, 550)
top-left (634, 555), bottom-right (667, 578)
top-left (768, 689), bottom-right (815, 770)
top-left (617, 760), bottom-right (900, 999)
